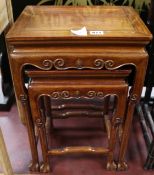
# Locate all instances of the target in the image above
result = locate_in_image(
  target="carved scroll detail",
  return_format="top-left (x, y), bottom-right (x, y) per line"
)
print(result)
top-left (53, 59), bottom-right (65, 69)
top-left (105, 60), bottom-right (115, 69)
top-left (47, 90), bottom-right (113, 100)
top-left (44, 58), bottom-right (135, 70)
top-left (42, 60), bottom-right (53, 69)
top-left (53, 58), bottom-right (105, 70)
top-left (51, 91), bottom-right (70, 99)
top-left (87, 91), bottom-right (104, 98)
top-left (22, 58), bottom-right (136, 72)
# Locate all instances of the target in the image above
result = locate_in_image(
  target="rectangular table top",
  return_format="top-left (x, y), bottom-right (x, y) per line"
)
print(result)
top-left (6, 6), bottom-right (152, 44)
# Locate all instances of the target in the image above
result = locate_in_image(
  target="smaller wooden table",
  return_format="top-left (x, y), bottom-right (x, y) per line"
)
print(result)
top-left (26, 70), bottom-right (129, 172)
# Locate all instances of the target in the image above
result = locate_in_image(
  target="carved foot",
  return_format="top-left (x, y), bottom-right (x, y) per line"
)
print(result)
top-left (40, 162), bottom-right (50, 173)
top-left (29, 161), bottom-right (40, 172)
top-left (106, 161), bottom-right (117, 171)
top-left (117, 162), bottom-right (128, 171)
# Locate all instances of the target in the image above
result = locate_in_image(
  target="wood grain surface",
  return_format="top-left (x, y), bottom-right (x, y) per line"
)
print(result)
top-left (6, 6), bottom-right (152, 43)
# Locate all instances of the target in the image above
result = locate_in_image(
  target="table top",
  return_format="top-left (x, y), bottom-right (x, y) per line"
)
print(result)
top-left (6, 6), bottom-right (152, 44)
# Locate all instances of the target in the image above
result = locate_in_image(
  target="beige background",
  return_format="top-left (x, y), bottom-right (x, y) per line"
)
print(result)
top-left (0, 0), bottom-right (13, 34)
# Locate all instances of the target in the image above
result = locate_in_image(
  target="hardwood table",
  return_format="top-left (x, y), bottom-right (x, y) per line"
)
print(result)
top-left (26, 69), bottom-right (129, 172)
top-left (6, 6), bottom-right (152, 172)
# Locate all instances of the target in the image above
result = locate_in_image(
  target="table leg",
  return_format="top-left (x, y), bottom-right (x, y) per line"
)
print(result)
top-left (107, 90), bottom-right (128, 170)
top-left (117, 61), bottom-right (147, 170)
top-left (106, 122), bottom-right (118, 170)
top-left (22, 102), bottom-right (40, 172)
top-left (7, 58), bottom-right (40, 172)
top-left (117, 99), bottom-right (136, 170)
top-left (30, 95), bottom-right (50, 173)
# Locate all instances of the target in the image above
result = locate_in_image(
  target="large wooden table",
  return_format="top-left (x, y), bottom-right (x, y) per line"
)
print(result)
top-left (6, 6), bottom-right (152, 172)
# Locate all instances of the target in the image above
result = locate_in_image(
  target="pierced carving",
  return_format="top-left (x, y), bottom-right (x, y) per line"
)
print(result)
top-left (51, 92), bottom-right (60, 99)
top-left (86, 91), bottom-right (97, 98)
top-left (35, 118), bottom-right (44, 128)
top-left (105, 60), bottom-right (115, 69)
top-left (54, 58), bottom-right (135, 70)
top-left (22, 59), bottom-right (135, 72)
top-left (52, 58), bottom-right (105, 70)
top-left (54, 58), bottom-right (65, 69)
top-left (42, 60), bottom-right (53, 69)
top-left (51, 91), bottom-right (70, 99)
top-left (61, 91), bottom-right (70, 98)
top-left (48, 90), bottom-right (111, 100)
top-left (20, 94), bottom-right (28, 104)
top-left (94, 59), bottom-right (105, 69)
top-left (86, 91), bottom-right (103, 98)
top-left (42, 58), bottom-right (69, 70)
top-left (97, 91), bottom-right (104, 98)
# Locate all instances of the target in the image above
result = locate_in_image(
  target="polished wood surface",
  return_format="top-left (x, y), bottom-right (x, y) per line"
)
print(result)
top-left (28, 70), bottom-right (129, 172)
top-left (6, 5), bottom-right (152, 173)
top-left (48, 146), bottom-right (109, 155)
top-left (6, 6), bottom-right (152, 43)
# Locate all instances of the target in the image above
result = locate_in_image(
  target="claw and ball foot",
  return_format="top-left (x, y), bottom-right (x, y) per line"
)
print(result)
top-left (29, 162), bottom-right (40, 172)
top-left (40, 162), bottom-right (50, 173)
top-left (117, 162), bottom-right (128, 171)
top-left (106, 161), bottom-right (117, 170)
